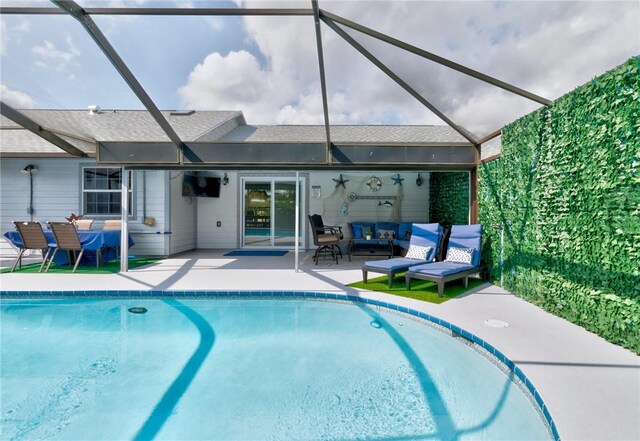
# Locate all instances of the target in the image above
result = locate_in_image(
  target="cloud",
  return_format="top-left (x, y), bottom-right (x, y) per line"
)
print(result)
top-left (0, 84), bottom-right (36, 108)
top-left (179, 0), bottom-right (639, 136)
top-left (1, 18), bottom-right (31, 55)
top-left (0, 19), bottom-right (6, 56)
top-left (32, 34), bottom-right (81, 71)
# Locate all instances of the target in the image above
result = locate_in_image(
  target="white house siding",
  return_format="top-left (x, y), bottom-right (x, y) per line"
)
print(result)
top-left (130, 170), bottom-right (168, 257)
top-left (194, 170), bottom-right (430, 250)
top-left (0, 158), bottom-right (168, 258)
top-left (168, 171), bottom-right (197, 254)
top-left (196, 172), bottom-right (239, 249)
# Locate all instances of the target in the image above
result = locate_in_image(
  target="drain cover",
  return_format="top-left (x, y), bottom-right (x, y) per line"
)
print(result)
top-left (128, 307), bottom-right (148, 314)
top-left (484, 319), bottom-right (509, 328)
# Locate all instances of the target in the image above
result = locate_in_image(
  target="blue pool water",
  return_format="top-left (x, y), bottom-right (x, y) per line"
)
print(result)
top-left (0, 297), bottom-right (552, 440)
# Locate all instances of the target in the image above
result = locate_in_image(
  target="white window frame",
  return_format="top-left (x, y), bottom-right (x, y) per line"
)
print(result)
top-left (81, 166), bottom-right (133, 217)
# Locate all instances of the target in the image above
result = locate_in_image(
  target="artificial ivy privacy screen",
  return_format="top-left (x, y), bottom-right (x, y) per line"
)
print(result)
top-left (478, 57), bottom-right (640, 353)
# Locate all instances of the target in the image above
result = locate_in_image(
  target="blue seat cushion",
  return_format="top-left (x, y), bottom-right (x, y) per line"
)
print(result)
top-left (364, 258), bottom-right (428, 272)
top-left (409, 223), bottom-right (443, 260)
top-left (448, 224), bottom-right (483, 266)
top-left (407, 261), bottom-right (476, 277)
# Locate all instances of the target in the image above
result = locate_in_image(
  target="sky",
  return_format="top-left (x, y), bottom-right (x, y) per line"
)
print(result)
top-left (0, 0), bottom-right (638, 139)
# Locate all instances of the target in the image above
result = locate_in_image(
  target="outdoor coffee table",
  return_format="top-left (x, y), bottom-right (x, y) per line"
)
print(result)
top-left (347, 238), bottom-right (394, 261)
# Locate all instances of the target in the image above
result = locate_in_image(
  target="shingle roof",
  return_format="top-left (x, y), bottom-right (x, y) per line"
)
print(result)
top-left (0, 109), bottom-right (472, 156)
top-left (0, 109), bottom-right (242, 142)
top-left (216, 124), bottom-right (470, 144)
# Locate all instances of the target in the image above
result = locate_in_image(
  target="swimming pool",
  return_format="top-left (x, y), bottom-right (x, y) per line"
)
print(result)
top-left (1, 293), bottom-right (554, 440)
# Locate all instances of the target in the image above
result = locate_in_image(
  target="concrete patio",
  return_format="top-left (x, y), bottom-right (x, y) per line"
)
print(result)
top-left (1, 249), bottom-right (639, 441)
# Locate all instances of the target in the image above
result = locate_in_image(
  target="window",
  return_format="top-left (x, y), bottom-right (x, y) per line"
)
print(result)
top-left (82, 167), bottom-right (132, 216)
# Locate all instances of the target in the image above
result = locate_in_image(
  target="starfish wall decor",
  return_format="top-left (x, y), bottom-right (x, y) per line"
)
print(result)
top-left (333, 174), bottom-right (349, 189)
top-left (392, 174), bottom-right (404, 186)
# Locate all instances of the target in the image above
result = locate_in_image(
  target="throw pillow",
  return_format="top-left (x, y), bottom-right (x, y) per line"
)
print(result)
top-left (377, 229), bottom-right (395, 240)
top-left (445, 247), bottom-right (474, 264)
top-left (352, 224), bottom-right (363, 239)
top-left (405, 244), bottom-right (432, 260)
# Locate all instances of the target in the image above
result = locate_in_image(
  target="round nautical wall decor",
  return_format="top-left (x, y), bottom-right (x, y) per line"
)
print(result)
top-left (366, 176), bottom-right (382, 192)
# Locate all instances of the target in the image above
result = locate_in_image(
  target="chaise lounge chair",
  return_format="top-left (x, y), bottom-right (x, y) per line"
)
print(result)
top-left (405, 224), bottom-right (483, 297)
top-left (362, 223), bottom-right (443, 288)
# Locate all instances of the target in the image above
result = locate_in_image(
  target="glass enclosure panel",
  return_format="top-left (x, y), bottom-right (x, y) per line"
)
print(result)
top-left (274, 181), bottom-right (297, 247)
top-left (244, 182), bottom-right (272, 247)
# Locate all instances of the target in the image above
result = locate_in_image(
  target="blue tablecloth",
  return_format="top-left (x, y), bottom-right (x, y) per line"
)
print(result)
top-left (4, 229), bottom-right (135, 267)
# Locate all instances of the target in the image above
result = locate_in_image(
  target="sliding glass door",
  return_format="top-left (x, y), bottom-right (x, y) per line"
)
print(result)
top-left (242, 177), bottom-right (305, 248)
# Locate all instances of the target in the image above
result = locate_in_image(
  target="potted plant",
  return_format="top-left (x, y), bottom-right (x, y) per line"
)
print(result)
top-left (364, 228), bottom-right (373, 240)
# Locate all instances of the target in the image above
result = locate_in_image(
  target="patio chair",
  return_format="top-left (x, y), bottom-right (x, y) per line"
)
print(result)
top-left (103, 219), bottom-right (121, 230)
top-left (46, 221), bottom-right (85, 273)
top-left (362, 223), bottom-right (443, 288)
top-left (10, 221), bottom-right (54, 272)
top-left (406, 224), bottom-right (483, 296)
top-left (73, 219), bottom-right (94, 230)
top-left (100, 219), bottom-right (123, 263)
top-left (308, 214), bottom-right (343, 264)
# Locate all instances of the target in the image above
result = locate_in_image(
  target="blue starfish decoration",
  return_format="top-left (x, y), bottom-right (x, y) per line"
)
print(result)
top-left (392, 174), bottom-right (404, 186)
top-left (333, 174), bottom-right (349, 189)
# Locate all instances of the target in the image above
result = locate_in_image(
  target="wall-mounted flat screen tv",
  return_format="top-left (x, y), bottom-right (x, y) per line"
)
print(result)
top-left (182, 174), bottom-right (221, 198)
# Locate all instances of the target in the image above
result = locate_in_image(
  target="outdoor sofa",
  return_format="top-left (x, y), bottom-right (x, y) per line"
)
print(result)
top-left (348, 221), bottom-right (426, 256)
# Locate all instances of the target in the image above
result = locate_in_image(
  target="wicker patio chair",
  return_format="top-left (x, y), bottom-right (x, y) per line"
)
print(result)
top-left (46, 221), bottom-right (85, 273)
top-left (308, 214), bottom-right (343, 264)
top-left (10, 221), bottom-right (53, 272)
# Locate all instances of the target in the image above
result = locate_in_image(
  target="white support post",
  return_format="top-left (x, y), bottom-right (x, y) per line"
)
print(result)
top-left (120, 167), bottom-right (129, 272)
top-left (294, 171), bottom-right (300, 272)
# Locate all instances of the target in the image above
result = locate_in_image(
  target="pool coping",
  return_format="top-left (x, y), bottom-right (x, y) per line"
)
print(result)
top-left (0, 289), bottom-right (560, 440)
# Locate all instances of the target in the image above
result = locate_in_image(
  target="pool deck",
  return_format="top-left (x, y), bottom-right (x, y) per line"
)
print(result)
top-left (1, 249), bottom-right (639, 441)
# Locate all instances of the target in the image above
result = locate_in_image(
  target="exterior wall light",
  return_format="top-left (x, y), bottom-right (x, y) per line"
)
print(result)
top-left (222, 173), bottom-right (229, 185)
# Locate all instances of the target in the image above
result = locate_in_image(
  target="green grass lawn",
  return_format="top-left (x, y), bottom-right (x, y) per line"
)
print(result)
top-left (348, 273), bottom-right (486, 304)
top-left (1, 257), bottom-right (161, 274)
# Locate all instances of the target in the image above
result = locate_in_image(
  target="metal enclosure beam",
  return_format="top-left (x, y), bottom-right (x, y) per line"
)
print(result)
top-left (321, 16), bottom-right (478, 145)
top-left (51, 0), bottom-right (185, 153)
top-left (311, 0), bottom-right (332, 163)
top-left (320, 10), bottom-right (552, 106)
top-left (0, 101), bottom-right (88, 157)
top-left (0, 7), bottom-right (313, 16)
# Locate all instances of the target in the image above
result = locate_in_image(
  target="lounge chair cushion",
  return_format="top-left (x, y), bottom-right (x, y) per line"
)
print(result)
top-left (445, 246), bottom-right (475, 264)
top-left (448, 224), bottom-right (483, 266)
top-left (408, 261), bottom-right (476, 277)
top-left (364, 258), bottom-right (428, 272)
top-left (405, 244), bottom-right (432, 260)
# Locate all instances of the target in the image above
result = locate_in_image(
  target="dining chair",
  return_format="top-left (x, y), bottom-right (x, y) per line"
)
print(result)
top-left (101, 219), bottom-right (122, 263)
top-left (103, 220), bottom-right (122, 231)
top-left (11, 221), bottom-right (53, 272)
top-left (46, 221), bottom-right (85, 273)
top-left (73, 219), bottom-right (94, 230)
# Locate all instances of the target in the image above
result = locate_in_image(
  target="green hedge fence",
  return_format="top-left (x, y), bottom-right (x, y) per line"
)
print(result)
top-left (479, 57), bottom-right (640, 353)
top-left (429, 172), bottom-right (470, 227)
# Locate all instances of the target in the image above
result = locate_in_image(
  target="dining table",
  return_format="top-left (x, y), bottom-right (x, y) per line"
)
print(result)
top-left (4, 229), bottom-right (135, 267)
